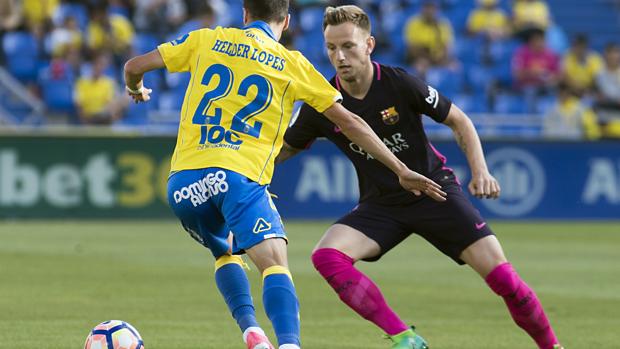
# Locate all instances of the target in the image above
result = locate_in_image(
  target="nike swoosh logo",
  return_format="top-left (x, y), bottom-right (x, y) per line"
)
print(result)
top-left (475, 222), bottom-right (487, 230)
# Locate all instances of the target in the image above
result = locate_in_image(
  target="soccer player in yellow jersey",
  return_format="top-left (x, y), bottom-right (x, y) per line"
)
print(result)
top-left (124, 1), bottom-right (446, 348)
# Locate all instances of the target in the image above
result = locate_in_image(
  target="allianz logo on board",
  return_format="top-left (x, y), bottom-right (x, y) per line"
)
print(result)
top-left (483, 148), bottom-right (546, 217)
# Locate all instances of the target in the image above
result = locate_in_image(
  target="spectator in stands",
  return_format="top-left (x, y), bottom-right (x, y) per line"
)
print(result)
top-left (173, 1), bottom-right (215, 39)
top-left (47, 45), bottom-right (81, 82)
top-left (466, 0), bottom-right (510, 40)
top-left (512, 0), bottom-right (550, 39)
top-left (596, 43), bottom-right (620, 110)
top-left (512, 29), bottom-right (560, 91)
top-left (0, 0), bottom-right (22, 31)
top-left (49, 16), bottom-right (82, 58)
top-left (133, 0), bottom-right (187, 35)
top-left (74, 54), bottom-right (122, 125)
top-left (594, 43), bottom-right (620, 138)
top-left (22, 0), bottom-right (59, 29)
top-left (0, 0), bottom-right (22, 64)
top-left (404, 0), bottom-right (454, 66)
top-left (543, 82), bottom-right (601, 140)
top-left (562, 34), bottom-right (603, 95)
top-left (87, 4), bottom-right (135, 60)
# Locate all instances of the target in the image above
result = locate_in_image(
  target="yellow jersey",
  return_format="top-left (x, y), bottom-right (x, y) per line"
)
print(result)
top-left (513, 0), bottom-right (550, 30)
top-left (88, 14), bottom-right (135, 53)
top-left (404, 16), bottom-right (454, 62)
top-left (467, 8), bottom-right (509, 35)
top-left (563, 51), bottom-right (603, 90)
top-left (158, 21), bottom-right (341, 185)
top-left (74, 76), bottom-right (116, 117)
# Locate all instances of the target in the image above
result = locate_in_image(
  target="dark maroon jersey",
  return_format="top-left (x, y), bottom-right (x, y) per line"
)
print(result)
top-left (283, 62), bottom-right (453, 205)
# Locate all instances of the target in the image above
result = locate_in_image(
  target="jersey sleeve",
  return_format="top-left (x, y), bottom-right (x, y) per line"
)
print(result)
top-left (292, 53), bottom-right (342, 113)
top-left (157, 30), bottom-right (204, 73)
top-left (395, 68), bottom-right (452, 123)
top-left (283, 103), bottom-right (324, 149)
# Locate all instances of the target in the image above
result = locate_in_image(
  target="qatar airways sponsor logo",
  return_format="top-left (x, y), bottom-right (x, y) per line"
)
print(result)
top-left (349, 133), bottom-right (409, 160)
top-left (173, 170), bottom-right (229, 207)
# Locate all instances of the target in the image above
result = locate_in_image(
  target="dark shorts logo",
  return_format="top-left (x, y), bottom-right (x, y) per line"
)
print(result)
top-left (381, 107), bottom-right (399, 125)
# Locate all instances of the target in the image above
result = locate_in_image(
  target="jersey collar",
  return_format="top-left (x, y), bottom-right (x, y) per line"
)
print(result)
top-left (243, 21), bottom-right (277, 41)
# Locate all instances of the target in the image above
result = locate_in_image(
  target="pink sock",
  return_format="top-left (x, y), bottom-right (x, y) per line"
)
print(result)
top-left (311, 248), bottom-right (409, 336)
top-left (485, 263), bottom-right (559, 349)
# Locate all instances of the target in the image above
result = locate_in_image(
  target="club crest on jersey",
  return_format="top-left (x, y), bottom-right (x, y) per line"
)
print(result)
top-left (380, 107), bottom-right (399, 125)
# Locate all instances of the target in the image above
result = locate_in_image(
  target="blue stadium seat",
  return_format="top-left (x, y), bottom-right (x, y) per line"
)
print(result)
top-left (40, 78), bottom-right (74, 114)
top-left (294, 33), bottom-right (327, 64)
top-left (316, 62), bottom-right (335, 80)
top-left (464, 64), bottom-right (493, 92)
top-left (299, 7), bottom-right (325, 33)
top-left (372, 50), bottom-right (404, 67)
top-left (108, 5), bottom-right (130, 19)
top-left (488, 39), bottom-right (519, 63)
top-left (142, 70), bottom-right (163, 108)
top-left (455, 35), bottom-right (484, 65)
top-left (445, 5), bottom-right (471, 33)
top-left (2, 32), bottom-right (40, 83)
top-left (380, 6), bottom-right (414, 62)
top-left (426, 67), bottom-right (463, 98)
top-left (119, 100), bottom-right (150, 126)
top-left (227, 0), bottom-right (244, 27)
top-left (133, 33), bottom-right (160, 55)
top-left (54, 3), bottom-right (89, 30)
top-left (534, 95), bottom-right (557, 114)
top-left (494, 93), bottom-right (528, 114)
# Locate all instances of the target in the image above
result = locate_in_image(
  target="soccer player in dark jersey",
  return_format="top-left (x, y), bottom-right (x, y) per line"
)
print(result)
top-left (276, 5), bottom-right (563, 349)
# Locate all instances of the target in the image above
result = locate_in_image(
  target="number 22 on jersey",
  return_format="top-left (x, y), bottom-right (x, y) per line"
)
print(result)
top-left (191, 63), bottom-right (273, 147)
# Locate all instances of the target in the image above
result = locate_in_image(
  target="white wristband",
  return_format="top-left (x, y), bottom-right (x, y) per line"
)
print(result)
top-left (125, 85), bottom-right (144, 95)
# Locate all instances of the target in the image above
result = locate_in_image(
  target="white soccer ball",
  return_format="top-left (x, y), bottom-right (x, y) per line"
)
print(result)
top-left (84, 320), bottom-right (144, 349)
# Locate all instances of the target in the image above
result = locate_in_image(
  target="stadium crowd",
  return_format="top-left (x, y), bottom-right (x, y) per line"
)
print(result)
top-left (1, 0), bottom-right (619, 139)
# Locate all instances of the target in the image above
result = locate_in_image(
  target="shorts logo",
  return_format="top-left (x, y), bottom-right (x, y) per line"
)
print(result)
top-left (380, 106), bottom-right (400, 125)
top-left (173, 170), bottom-right (229, 207)
top-left (253, 218), bottom-right (271, 234)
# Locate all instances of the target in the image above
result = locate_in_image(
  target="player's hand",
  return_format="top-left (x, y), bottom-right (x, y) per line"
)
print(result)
top-left (468, 171), bottom-right (501, 199)
top-left (126, 85), bottom-right (153, 103)
top-left (398, 170), bottom-right (447, 202)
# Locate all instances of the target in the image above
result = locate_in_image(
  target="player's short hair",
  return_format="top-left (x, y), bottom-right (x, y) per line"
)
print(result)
top-left (323, 5), bottom-right (371, 34)
top-left (243, 0), bottom-right (289, 23)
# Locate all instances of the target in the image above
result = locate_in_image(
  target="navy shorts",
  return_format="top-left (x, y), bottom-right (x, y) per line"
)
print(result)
top-left (336, 174), bottom-right (494, 264)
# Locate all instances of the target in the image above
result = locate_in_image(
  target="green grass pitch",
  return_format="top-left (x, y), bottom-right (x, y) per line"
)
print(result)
top-left (0, 221), bottom-right (618, 349)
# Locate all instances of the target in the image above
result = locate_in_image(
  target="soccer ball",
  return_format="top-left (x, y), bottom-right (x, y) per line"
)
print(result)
top-left (84, 320), bottom-right (145, 349)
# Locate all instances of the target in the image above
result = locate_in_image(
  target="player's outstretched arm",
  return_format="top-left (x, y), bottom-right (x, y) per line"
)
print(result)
top-left (323, 103), bottom-right (446, 201)
top-left (123, 50), bottom-right (165, 103)
top-left (443, 104), bottom-right (501, 199)
top-left (275, 142), bottom-right (303, 164)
